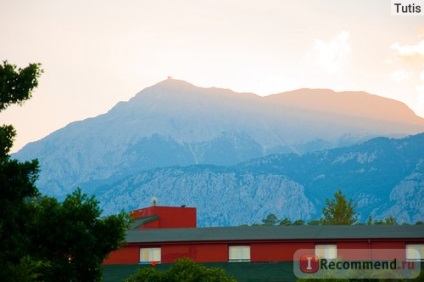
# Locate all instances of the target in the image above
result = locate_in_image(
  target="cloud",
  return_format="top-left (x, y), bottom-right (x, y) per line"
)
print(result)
top-left (420, 70), bottom-right (424, 81)
top-left (391, 41), bottom-right (424, 59)
top-left (417, 83), bottom-right (424, 95)
top-left (416, 83), bottom-right (424, 111)
top-left (390, 40), bottom-right (424, 96)
top-left (390, 69), bottom-right (410, 83)
top-left (388, 40), bottom-right (424, 117)
top-left (417, 70), bottom-right (424, 101)
top-left (306, 31), bottom-right (351, 74)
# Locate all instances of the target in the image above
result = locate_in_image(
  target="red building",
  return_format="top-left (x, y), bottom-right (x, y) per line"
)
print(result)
top-left (129, 205), bottom-right (196, 229)
top-left (104, 205), bottom-right (424, 266)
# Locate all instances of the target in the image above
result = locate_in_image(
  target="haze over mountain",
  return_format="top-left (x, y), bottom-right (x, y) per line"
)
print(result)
top-left (13, 78), bottom-right (424, 205)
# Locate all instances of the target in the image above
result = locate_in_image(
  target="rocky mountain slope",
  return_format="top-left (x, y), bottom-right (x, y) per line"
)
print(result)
top-left (98, 133), bottom-right (424, 226)
top-left (13, 78), bottom-right (424, 198)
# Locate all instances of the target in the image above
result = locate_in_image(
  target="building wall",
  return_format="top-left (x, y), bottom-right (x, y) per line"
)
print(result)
top-left (369, 241), bottom-right (407, 260)
top-left (315, 240), bottom-right (409, 260)
top-left (251, 242), bottom-right (314, 262)
top-left (104, 239), bottom-right (418, 265)
top-left (104, 242), bottom-right (228, 265)
top-left (104, 245), bottom-right (140, 264)
top-left (162, 243), bottom-right (228, 263)
top-left (130, 206), bottom-right (196, 229)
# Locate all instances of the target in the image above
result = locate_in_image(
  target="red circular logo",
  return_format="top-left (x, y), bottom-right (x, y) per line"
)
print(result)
top-left (300, 254), bottom-right (319, 273)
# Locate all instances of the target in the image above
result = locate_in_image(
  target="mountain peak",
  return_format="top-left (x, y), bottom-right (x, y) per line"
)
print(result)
top-left (153, 77), bottom-right (197, 90)
top-left (14, 78), bottom-right (424, 202)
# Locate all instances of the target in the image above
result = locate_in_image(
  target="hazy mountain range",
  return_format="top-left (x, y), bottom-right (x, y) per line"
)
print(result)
top-left (13, 78), bottom-right (424, 226)
top-left (98, 133), bottom-right (424, 226)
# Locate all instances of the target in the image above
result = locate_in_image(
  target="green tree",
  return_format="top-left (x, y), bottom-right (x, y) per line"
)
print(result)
top-left (0, 61), bottom-right (42, 279)
top-left (0, 61), bottom-right (43, 111)
top-left (374, 216), bottom-right (398, 225)
top-left (383, 216), bottom-right (397, 225)
top-left (125, 267), bottom-right (165, 282)
top-left (292, 219), bottom-right (305, 226)
top-left (0, 61), bottom-right (130, 281)
top-left (30, 189), bottom-right (130, 281)
top-left (279, 217), bottom-right (292, 226)
top-left (262, 213), bottom-right (279, 226)
top-left (125, 258), bottom-right (236, 282)
top-left (322, 189), bottom-right (358, 225)
top-left (308, 219), bottom-right (323, 225)
top-left (5, 256), bottom-right (49, 282)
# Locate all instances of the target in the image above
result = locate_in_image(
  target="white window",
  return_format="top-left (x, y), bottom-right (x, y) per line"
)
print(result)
top-left (315, 244), bottom-right (337, 259)
top-left (140, 247), bottom-right (161, 264)
top-left (406, 244), bottom-right (424, 261)
top-left (229, 246), bottom-right (250, 262)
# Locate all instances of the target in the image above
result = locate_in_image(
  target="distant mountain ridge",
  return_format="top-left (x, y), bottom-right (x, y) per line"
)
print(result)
top-left (13, 78), bottom-right (424, 203)
top-left (268, 88), bottom-right (423, 124)
top-left (99, 133), bottom-right (424, 226)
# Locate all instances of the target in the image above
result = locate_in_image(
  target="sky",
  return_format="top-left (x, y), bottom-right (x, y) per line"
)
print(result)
top-left (1, 0), bottom-right (424, 152)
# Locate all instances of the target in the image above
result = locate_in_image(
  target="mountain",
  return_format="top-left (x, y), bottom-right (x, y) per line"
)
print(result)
top-left (98, 133), bottom-right (424, 226)
top-left (237, 133), bottom-right (424, 223)
top-left (13, 78), bottom-right (424, 199)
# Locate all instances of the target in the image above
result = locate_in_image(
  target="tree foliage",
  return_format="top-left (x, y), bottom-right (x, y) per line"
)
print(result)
top-left (0, 61), bottom-right (43, 111)
top-left (292, 219), bottom-right (305, 226)
top-left (252, 190), bottom-right (409, 226)
top-left (0, 61), bottom-right (130, 281)
top-left (0, 61), bottom-right (42, 279)
top-left (322, 189), bottom-right (358, 225)
top-left (279, 217), bottom-right (292, 226)
top-left (125, 258), bottom-right (236, 282)
top-left (29, 189), bottom-right (130, 281)
top-left (307, 219), bottom-right (323, 225)
top-left (261, 213), bottom-right (279, 226)
top-left (373, 216), bottom-right (398, 225)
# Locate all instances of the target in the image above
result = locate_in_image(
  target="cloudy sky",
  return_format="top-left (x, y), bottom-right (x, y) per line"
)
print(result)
top-left (1, 0), bottom-right (423, 152)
